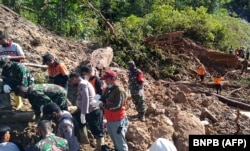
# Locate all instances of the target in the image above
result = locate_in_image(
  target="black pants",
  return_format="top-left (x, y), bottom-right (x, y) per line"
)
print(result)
top-left (215, 84), bottom-right (221, 94)
top-left (86, 109), bottom-right (105, 138)
top-left (72, 109), bottom-right (84, 129)
top-left (199, 75), bottom-right (204, 81)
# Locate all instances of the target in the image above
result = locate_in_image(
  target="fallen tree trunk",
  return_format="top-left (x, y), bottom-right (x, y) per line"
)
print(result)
top-left (211, 93), bottom-right (250, 111)
top-left (0, 110), bottom-right (35, 123)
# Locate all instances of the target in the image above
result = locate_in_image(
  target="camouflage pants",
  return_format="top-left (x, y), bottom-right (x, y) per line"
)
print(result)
top-left (131, 93), bottom-right (147, 113)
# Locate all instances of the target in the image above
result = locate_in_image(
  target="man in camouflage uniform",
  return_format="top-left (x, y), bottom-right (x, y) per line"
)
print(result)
top-left (0, 55), bottom-right (33, 109)
top-left (33, 120), bottom-right (69, 151)
top-left (15, 84), bottom-right (68, 120)
top-left (128, 61), bottom-right (147, 121)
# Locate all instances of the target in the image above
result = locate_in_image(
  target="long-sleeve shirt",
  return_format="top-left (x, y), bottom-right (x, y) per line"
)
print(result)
top-left (2, 62), bottom-right (33, 89)
top-left (34, 133), bottom-right (69, 151)
top-left (57, 111), bottom-right (79, 151)
top-left (76, 78), bottom-right (96, 114)
top-left (27, 84), bottom-right (67, 116)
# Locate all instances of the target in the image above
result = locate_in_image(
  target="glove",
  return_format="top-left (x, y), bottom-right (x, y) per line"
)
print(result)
top-left (90, 100), bottom-right (102, 108)
top-left (94, 94), bottom-right (101, 101)
top-left (139, 89), bottom-right (144, 96)
top-left (80, 113), bottom-right (86, 124)
top-left (3, 85), bottom-right (11, 93)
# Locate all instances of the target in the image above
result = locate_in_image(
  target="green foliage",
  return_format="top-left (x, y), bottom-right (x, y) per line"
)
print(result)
top-left (32, 71), bottom-right (48, 84)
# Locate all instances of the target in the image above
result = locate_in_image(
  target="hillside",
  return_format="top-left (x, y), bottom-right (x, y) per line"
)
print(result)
top-left (1, 4), bottom-right (250, 151)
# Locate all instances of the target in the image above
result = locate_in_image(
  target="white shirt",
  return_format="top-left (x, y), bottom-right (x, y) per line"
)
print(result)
top-left (0, 142), bottom-right (20, 151)
top-left (0, 42), bottom-right (24, 56)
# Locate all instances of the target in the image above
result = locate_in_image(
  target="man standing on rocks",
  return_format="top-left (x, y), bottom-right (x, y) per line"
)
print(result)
top-left (92, 69), bottom-right (129, 151)
top-left (128, 61), bottom-right (147, 121)
top-left (68, 72), bottom-right (105, 150)
top-left (197, 64), bottom-right (206, 82)
top-left (241, 58), bottom-right (248, 74)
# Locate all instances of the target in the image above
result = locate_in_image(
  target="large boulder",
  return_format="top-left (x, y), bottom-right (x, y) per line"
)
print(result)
top-left (173, 111), bottom-right (205, 151)
top-left (89, 47), bottom-right (113, 70)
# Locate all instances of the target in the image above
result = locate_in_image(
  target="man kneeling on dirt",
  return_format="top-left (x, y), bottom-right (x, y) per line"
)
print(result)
top-left (0, 55), bottom-right (34, 110)
top-left (42, 102), bottom-right (80, 151)
top-left (15, 84), bottom-right (68, 121)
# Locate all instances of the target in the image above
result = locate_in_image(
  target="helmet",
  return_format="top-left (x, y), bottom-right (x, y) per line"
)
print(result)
top-left (0, 55), bottom-right (8, 68)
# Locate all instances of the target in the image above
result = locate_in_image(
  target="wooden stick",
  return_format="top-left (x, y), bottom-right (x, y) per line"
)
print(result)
top-left (22, 63), bottom-right (48, 68)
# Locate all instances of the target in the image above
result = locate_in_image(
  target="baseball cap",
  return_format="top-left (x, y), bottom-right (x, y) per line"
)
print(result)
top-left (81, 65), bottom-right (92, 73)
top-left (148, 138), bottom-right (177, 151)
top-left (42, 53), bottom-right (54, 64)
top-left (101, 70), bottom-right (117, 80)
top-left (0, 55), bottom-right (8, 68)
top-left (42, 102), bottom-right (61, 117)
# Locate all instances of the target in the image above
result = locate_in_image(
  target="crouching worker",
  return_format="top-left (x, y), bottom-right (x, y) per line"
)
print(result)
top-left (0, 125), bottom-right (24, 151)
top-left (33, 120), bottom-right (69, 151)
top-left (42, 102), bottom-right (80, 151)
top-left (0, 55), bottom-right (34, 109)
top-left (15, 84), bottom-right (68, 121)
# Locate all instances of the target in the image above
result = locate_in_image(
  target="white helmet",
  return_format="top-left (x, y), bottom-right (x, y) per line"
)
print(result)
top-left (148, 138), bottom-right (177, 151)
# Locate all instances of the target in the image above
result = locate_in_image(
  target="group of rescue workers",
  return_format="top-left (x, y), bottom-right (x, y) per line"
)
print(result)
top-left (0, 31), bottom-right (157, 151)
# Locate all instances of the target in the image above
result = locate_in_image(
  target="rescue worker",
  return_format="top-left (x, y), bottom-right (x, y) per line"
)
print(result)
top-left (42, 53), bottom-right (69, 89)
top-left (14, 84), bottom-right (68, 121)
top-left (42, 103), bottom-right (80, 151)
top-left (33, 120), bottom-right (69, 151)
top-left (241, 58), bottom-right (248, 74)
top-left (0, 31), bottom-right (25, 62)
top-left (81, 65), bottom-right (103, 95)
top-left (0, 125), bottom-right (24, 151)
top-left (68, 72), bottom-right (105, 150)
top-left (214, 73), bottom-right (222, 94)
top-left (92, 69), bottom-right (129, 151)
top-left (128, 61), bottom-right (147, 121)
top-left (197, 65), bottom-right (206, 82)
top-left (0, 55), bottom-right (33, 109)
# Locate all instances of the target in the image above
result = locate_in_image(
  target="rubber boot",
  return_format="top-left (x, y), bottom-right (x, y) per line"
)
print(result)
top-left (80, 126), bottom-right (90, 144)
top-left (94, 137), bottom-right (104, 151)
top-left (14, 94), bottom-right (23, 110)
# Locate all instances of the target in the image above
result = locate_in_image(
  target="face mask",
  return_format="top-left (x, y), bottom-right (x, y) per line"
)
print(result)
top-left (84, 75), bottom-right (90, 80)
top-left (107, 84), bottom-right (113, 88)
top-left (129, 66), bottom-right (135, 72)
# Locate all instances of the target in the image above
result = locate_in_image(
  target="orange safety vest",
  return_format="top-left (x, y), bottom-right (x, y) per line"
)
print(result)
top-left (197, 66), bottom-right (206, 75)
top-left (214, 77), bottom-right (222, 85)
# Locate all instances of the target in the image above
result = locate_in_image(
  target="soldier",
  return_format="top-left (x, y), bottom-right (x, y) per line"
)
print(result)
top-left (14, 84), bottom-right (68, 121)
top-left (0, 55), bottom-right (33, 109)
top-left (33, 120), bottom-right (69, 151)
top-left (241, 58), bottom-right (248, 74)
top-left (42, 103), bottom-right (80, 151)
top-left (128, 61), bottom-right (147, 121)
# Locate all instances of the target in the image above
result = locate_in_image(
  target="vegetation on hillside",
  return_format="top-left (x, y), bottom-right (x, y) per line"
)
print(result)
top-left (1, 0), bottom-right (250, 79)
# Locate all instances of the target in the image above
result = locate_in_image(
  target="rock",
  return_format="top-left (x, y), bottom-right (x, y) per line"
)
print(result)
top-left (126, 123), bottom-right (151, 151)
top-left (146, 102), bottom-right (157, 115)
top-left (89, 47), bottom-right (113, 70)
top-left (173, 111), bottom-right (205, 151)
top-left (177, 84), bottom-right (192, 94)
top-left (174, 91), bottom-right (188, 103)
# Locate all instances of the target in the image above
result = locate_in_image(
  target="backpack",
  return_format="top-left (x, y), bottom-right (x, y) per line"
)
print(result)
top-left (57, 116), bottom-right (81, 142)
